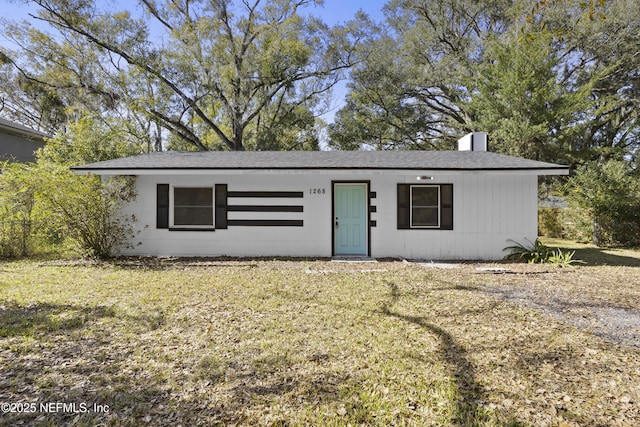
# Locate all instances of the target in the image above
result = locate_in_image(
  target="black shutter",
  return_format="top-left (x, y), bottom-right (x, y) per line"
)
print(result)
top-left (440, 184), bottom-right (453, 230)
top-left (157, 184), bottom-right (169, 229)
top-left (397, 184), bottom-right (410, 229)
top-left (215, 184), bottom-right (228, 229)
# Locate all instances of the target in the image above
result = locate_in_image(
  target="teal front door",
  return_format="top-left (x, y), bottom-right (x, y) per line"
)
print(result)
top-left (334, 183), bottom-right (368, 255)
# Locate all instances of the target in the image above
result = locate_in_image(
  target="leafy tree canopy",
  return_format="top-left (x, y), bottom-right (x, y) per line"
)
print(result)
top-left (329, 0), bottom-right (639, 168)
top-left (0, 0), bottom-right (366, 151)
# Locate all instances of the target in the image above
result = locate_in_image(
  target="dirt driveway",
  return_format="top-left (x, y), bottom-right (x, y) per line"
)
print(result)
top-left (412, 241), bottom-right (640, 350)
top-left (482, 276), bottom-right (640, 349)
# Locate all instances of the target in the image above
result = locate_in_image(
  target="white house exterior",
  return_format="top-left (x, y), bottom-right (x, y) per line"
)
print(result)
top-left (73, 134), bottom-right (568, 260)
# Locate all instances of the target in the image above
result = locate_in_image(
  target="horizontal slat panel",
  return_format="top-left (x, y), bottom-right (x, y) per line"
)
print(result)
top-left (228, 205), bottom-right (303, 212)
top-left (228, 191), bottom-right (303, 198)
top-left (228, 211), bottom-right (303, 220)
top-left (227, 220), bottom-right (304, 227)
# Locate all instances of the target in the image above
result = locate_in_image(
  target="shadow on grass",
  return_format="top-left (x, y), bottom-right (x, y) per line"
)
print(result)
top-left (0, 302), bottom-right (178, 426)
top-left (380, 280), bottom-right (487, 425)
top-left (567, 247), bottom-right (640, 267)
top-left (0, 301), bottom-right (117, 338)
top-left (379, 282), bottom-right (525, 426)
top-left (0, 301), bottom-right (169, 338)
top-left (387, 311), bottom-right (491, 425)
top-left (380, 309), bottom-right (492, 424)
top-left (0, 300), bottom-right (343, 426)
top-left (545, 241), bottom-right (640, 267)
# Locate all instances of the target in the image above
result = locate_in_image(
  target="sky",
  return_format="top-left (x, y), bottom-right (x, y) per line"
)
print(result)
top-left (313, 0), bottom-right (387, 24)
top-left (311, 0), bottom-right (388, 121)
top-left (0, 0), bottom-right (389, 122)
top-left (0, 0), bottom-right (388, 24)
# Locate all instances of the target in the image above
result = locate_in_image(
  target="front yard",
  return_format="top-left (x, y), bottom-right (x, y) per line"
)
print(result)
top-left (1, 246), bottom-right (639, 426)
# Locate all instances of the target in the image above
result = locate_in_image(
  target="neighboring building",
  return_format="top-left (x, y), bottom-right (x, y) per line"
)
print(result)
top-left (0, 117), bottom-right (49, 163)
top-left (73, 133), bottom-right (569, 260)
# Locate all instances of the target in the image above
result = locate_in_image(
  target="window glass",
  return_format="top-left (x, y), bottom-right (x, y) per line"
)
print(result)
top-left (411, 186), bottom-right (439, 227)
top-left (174, 187), bottom-right (213, 226)
top-left (412, 186), bottom-right (439, 206)
top-left (412, 207), bottom-right (439, 226)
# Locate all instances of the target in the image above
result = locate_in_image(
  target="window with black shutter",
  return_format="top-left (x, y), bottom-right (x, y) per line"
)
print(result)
top-left (397, 184), bottom-right (453, 230)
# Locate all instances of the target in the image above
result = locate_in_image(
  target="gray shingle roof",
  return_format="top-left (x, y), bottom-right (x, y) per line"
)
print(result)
top-left (0, 117), bottom-right (50, 139)
top-left (72, 150), bottom-right (568, 172)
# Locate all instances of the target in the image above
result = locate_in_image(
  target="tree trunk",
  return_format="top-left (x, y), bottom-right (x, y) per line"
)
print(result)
top-left (232, 115), bottom-right (245, 151)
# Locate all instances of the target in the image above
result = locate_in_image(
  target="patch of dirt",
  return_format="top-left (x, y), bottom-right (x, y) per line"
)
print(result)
top-left (483, 282), bottom-right (640, 349)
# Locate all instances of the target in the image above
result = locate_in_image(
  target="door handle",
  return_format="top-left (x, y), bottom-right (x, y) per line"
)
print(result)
top-left (335, 217), bottom-right (339, 228)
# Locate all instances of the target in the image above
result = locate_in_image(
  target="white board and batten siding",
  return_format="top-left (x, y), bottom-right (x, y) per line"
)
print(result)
top-left (120, 169), bottom-right (539, 260)
top-left (376, 172), bottom-right (538, 260)
top-left (74, 138), bottom-right (567, 260)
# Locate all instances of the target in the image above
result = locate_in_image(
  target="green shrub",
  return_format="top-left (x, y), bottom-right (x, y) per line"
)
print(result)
top-left (565, 160), bottom-right (640, 247)
top-left (561, 205), bottom-right (593, 244)
top-left (33, 166), bottom-right (138, 259)
top-left (504, 238), bottom-right (583, 267)
top-left (0, 162), bottom-right (137, 259)
top-left (546, 248), bottom-right (584, 267)
top-left (0, 219), bottom-right (29, 258)
top-left (504, 238), bottom-right (551, 263)
top-left (538, 207), bottom-right (563, 238)
top-left (0, 163), bottom-right (37, 257)
top-left (1, 115), bottom-right (144, 258)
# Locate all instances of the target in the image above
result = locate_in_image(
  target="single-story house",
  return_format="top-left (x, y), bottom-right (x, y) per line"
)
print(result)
top-left (73, 133), bottom-right (569, 260)
top-left (0, 117), bottom-right (48, 163)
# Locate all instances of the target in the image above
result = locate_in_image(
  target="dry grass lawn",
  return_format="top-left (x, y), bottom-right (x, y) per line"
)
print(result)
top-left (1, 244), bottom-right (639, 426)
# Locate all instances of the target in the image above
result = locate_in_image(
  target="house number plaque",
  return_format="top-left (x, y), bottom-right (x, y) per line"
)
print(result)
top-left (309, 188), bottom-right (326, 195)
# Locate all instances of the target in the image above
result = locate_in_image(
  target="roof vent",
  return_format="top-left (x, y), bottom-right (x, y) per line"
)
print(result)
top-left (458, 132), bottom-right (488, 152)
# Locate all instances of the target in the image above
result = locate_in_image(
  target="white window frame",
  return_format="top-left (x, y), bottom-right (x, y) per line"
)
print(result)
top-left (410, 185), bottom-right (440, 228)
top-left (170, 186), bottom-right (215, 229)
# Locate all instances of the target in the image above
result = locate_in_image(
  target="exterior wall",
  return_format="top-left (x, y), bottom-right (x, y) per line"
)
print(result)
top-left (373, 172), bottom-right (537, 260)
top-left (118, 169), bottom-right (538, 260)
top-left (0, 133), bottom-right (45, 163)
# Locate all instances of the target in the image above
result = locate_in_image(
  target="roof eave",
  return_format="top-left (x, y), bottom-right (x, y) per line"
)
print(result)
top-left (72, 166), bottom-right (570, 175)
top-left (0, 123), bottom-right (50, 140)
